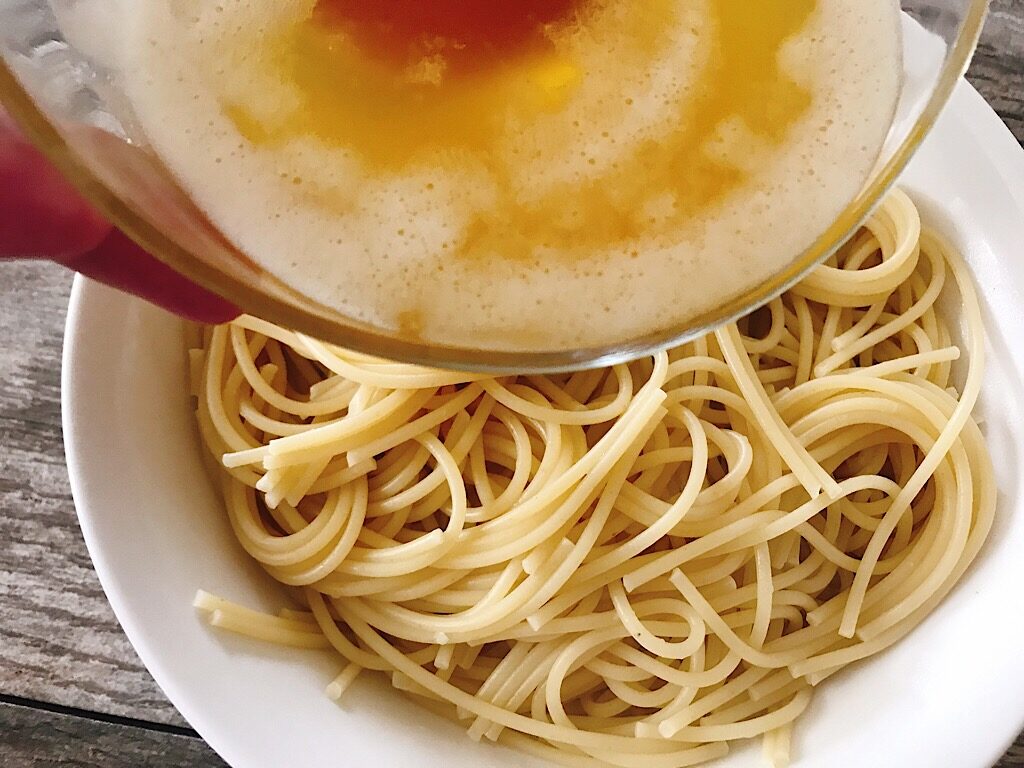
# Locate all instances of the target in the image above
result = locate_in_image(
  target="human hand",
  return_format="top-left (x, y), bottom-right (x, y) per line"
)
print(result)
top-left (0, 109), bottom-right (239, 323)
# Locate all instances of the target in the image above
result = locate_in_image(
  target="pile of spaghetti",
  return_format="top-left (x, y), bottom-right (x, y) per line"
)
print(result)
top-left (189, 190), bottom-right (993, 767)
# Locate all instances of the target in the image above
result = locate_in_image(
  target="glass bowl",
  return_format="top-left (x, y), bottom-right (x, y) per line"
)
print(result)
top-left (0, 0), bottom-right (989, 372)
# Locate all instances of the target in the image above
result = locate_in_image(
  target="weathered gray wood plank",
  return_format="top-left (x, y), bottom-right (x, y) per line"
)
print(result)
top-left (0, 4), bottom-right (1020, 766)
top-left (0, 701), bottom-right (222, 768)
top-left (969, 0), bottom-right (1024, 144)
top-left (1001, 742), bottom-right (1024, 768)
top-left (0, 261), bottom-right (183, 727)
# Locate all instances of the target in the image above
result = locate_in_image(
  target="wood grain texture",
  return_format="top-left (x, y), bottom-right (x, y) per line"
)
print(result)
top-left (1001, 742), bottom-right (1024, 768)
top-left (0, 5), bottom-right (1021, 767)
top-left (0, 262), bottom-right (186, 728)
top-left (0, 701), bottom-right (214, 768)
top-left (970, 0), bottom-right (1024, 144)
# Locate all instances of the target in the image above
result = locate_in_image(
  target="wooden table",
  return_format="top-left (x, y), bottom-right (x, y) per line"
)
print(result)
top-left (2, 5), bottom-right (1022, 766)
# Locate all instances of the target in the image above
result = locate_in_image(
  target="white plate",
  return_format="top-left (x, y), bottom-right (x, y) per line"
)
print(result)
top-left (63, 80), bottom-right (1024, 768)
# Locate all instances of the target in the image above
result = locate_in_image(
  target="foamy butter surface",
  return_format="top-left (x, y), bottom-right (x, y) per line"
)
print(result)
top-left (121, 0), bottom-right (901, 351)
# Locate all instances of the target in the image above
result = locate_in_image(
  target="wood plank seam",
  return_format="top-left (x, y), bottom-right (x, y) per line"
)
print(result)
top-left (0, 693), bottom-right (200, 739)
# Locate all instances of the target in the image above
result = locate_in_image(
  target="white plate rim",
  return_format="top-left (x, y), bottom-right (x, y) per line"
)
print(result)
top-left (62, 79), bottom-right (1024, 768)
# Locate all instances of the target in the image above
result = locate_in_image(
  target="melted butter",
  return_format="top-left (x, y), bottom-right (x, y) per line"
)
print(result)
top-left (226, 0), bottom-right (817, 261)
top-left (313, 0), bottom-right (586, 75)
top-left (228, 0), bottom-right (589, 167)
top-left (124, 0), bottom-right (901, 350)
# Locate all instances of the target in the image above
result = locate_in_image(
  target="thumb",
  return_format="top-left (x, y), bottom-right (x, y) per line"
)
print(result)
top-left (2, 109), bottom-right (239, 323)
top-left (0, 109), bottom-right (111, 258)
top-left (63, 229), bottom-right (240, 324)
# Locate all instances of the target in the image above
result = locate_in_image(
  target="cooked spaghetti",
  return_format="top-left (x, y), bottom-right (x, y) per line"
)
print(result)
top-left (189, 189), bottom-right (994, 767)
